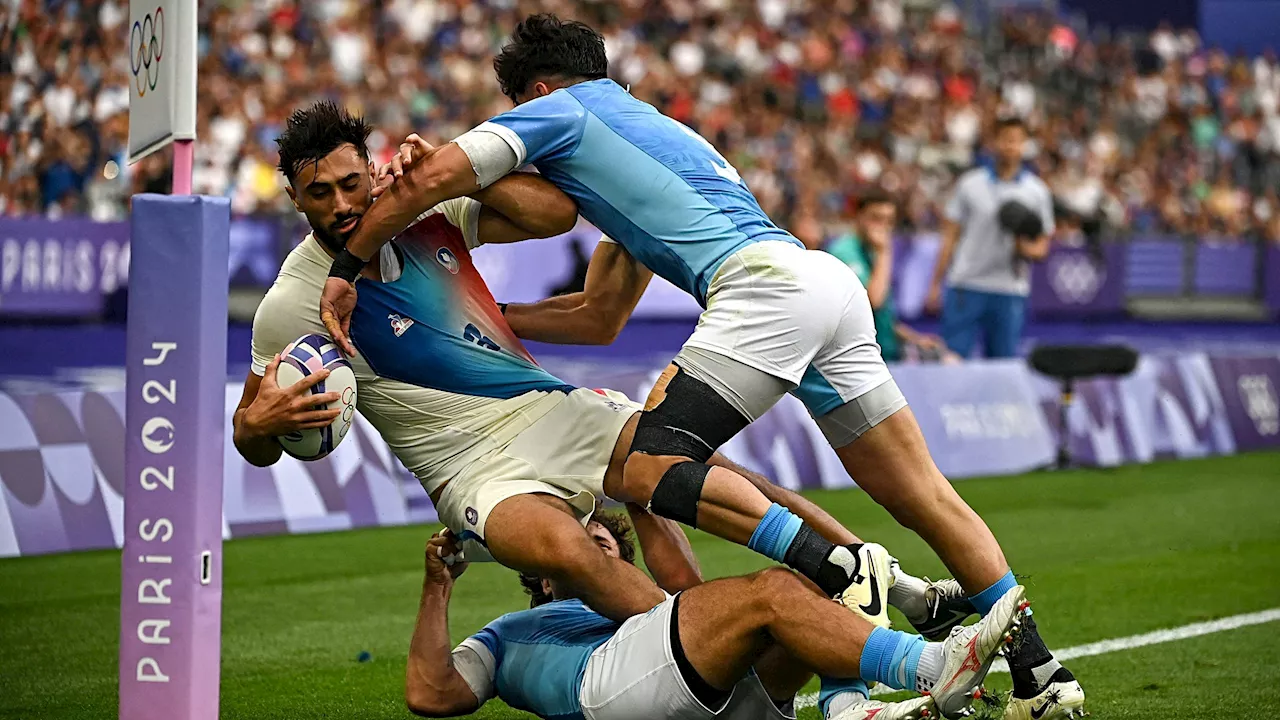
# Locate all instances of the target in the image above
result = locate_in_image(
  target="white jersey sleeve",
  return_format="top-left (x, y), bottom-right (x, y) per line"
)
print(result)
top-left (436, 197), bottom-right (483, 250)
top-left (452, 638), bottom-right (497, 705)
top-left (250, 286), bottom-right (294, 376)
top-left (250, 322), bottom-right (274, 377)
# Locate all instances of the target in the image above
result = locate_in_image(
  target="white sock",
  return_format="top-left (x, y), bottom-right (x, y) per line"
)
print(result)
top-left (824, 689), bottom-right (869, 720)
top-left (915, 642), bottom-right (945, 693)
top-left (888, 563), bottom-right (930, 625)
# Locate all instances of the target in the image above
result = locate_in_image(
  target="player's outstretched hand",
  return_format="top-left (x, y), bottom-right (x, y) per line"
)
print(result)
top-left (320, 277), bottom-right (358, 357)
top-left (371, 133), bottom-right (437, 198)
top-left (242, 354), bottom-right (342, 438)
top-left (424, 531), bottom-right (469, 587)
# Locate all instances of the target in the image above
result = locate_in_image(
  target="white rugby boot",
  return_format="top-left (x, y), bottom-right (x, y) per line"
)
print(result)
top-left (1003, 677), bottom-right (1087, 720)
top-left (836, 543), bottom-right (893, 628)
top-left (831, 695), bottom-right (937, 720)
top-left (924, 584), bottom-right (1028, 718)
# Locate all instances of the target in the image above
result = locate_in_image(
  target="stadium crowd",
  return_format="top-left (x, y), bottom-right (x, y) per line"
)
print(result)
top-left (2, 0), bottom-right (1279, 243)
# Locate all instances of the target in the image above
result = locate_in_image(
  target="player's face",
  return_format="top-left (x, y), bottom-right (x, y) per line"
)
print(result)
top-left (287, 143), bottom-right (374, 249)
top-left (994, 125), bottom-right (1027, 167)
top-left (586, 521), bottom-right (621, 560)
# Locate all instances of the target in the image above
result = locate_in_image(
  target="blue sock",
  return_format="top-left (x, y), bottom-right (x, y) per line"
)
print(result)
top-left (859, 626), bottom-right (926, 691)
top-left (819, 676), bottom-right (869, 719)
top-left (969, 570), bottom-right (1017, 617)
top-left (747, 503), bottom-right (803, 563)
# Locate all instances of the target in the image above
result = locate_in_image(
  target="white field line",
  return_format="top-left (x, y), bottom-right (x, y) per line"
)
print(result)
top-left (795, 607), bottom-right (1280, 709)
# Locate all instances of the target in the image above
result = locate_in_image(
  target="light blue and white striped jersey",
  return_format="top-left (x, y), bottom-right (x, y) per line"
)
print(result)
top-left (457, 599), bottom-right (619, 720)
top-left (480, 79), bottom-right (802, 306)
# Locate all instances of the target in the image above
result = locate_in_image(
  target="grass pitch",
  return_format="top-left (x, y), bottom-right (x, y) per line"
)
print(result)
top-left (2, 453), bottom-right (1278, 719)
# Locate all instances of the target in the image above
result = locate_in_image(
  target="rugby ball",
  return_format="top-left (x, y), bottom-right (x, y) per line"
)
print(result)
top-left (274, 334), bottom-right (358, 461)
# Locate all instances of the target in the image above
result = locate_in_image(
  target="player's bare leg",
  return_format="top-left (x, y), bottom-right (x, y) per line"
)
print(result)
top-left (833, 407), bottom-right (1084, 719)
top-left (750, 645), bottom-right (815, 703)
top-left (482, 493), bottom-right (665, 622)
top-left (604, 368), bottom-right (967, 632)
top-left (727, 457), bottom-right (860, 544)
top-left (717, 452), bottom-right (976, 641)
top-left (619, 452), bottom-right (773, 543)
top-left (609, 413), bottom-right (843, 553)
top-left (605, 405), bottom-right (774, 546)
top-left (677, 569), bottom-right (865, 690)
top-left (833, 408), bottom-right (1006, 592)
top-left (673, 567), bottom-right (1027, 719)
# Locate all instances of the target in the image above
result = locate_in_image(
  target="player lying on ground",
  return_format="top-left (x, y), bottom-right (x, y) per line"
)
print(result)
top-left (407, 510), bottom-right (1029, 720)
top-left (318, 16), bottom-right (1084, 720)
top-left (233, 100), bottom-right (972, 640)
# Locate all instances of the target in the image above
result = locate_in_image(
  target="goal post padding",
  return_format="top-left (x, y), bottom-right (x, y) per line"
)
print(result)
top-left (120, 195), bottom-right (229, 720)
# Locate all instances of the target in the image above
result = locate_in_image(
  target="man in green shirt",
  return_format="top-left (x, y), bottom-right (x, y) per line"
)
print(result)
top-left (824, 191), bottom-right (954, 363)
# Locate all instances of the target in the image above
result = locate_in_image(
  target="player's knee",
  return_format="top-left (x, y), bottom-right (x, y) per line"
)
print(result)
top-left (630, 458), bottom-right (710, 527)
top-left (620, 451), bottom-right (677, 504)
top-left (748, 567), bottom-right (803, 618)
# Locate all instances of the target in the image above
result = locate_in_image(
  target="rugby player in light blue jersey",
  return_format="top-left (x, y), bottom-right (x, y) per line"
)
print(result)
top-left (405, 509), bottom-right (1026, 720)
top-left (319, 16), bottom-right (1082, 719)
top-left (253, 103), bottom-right (976, 667)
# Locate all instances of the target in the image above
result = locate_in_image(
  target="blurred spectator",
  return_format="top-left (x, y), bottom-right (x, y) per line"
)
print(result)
top-left (0, 0), bottom-right (1277, 243)
top-left (930, 117), bottom-right (1054, 358)
top-left (825, 190), bottom-right (957, 363)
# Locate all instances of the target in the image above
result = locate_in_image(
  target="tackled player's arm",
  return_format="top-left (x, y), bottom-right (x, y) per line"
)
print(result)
top-left (625, 503), bottom-right (703, 594)
top-left (232, 371), bottom-right (283, 467)
top-left (472, 172), bottom-right (578, 244)
top-left (323, 142), bottom-right (494, 353)
top-left (231, 355), bottom-right (340, 468)
top-left (344, 143), bottom-right (484, 263)
top-left (503, 239), bottom-right (653, 345)
top-left (406, 535), bottom-right (484, 718)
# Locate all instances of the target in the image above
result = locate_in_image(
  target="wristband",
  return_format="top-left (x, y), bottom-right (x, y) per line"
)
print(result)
top-left (328, 248), bottom-right (366, 283)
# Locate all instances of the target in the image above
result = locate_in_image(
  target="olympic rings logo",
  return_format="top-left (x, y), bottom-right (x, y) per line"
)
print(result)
top-left (130, 6), bottom-right (165, 96)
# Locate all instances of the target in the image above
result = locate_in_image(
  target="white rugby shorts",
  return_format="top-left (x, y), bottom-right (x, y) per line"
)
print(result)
top-left (579, 594), bottom-right (796, 720)
top-left (434, 387), bottom-right (638, 562)
top-left (678, 241), bottom-right (903, 443)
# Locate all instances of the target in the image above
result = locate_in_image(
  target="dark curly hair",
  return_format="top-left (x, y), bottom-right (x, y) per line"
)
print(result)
top-left (493, 14), bottom-right (608, 102)
top-left (275, 100), bottom-right (372, 184)
top-left (519, 510), bottom-right (636, 608)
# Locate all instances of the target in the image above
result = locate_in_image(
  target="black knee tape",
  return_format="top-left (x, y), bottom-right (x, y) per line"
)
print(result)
top-left (631, 365), bottom-right (750, 463)
top-left (649, 461), bottom-right (709, 527)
